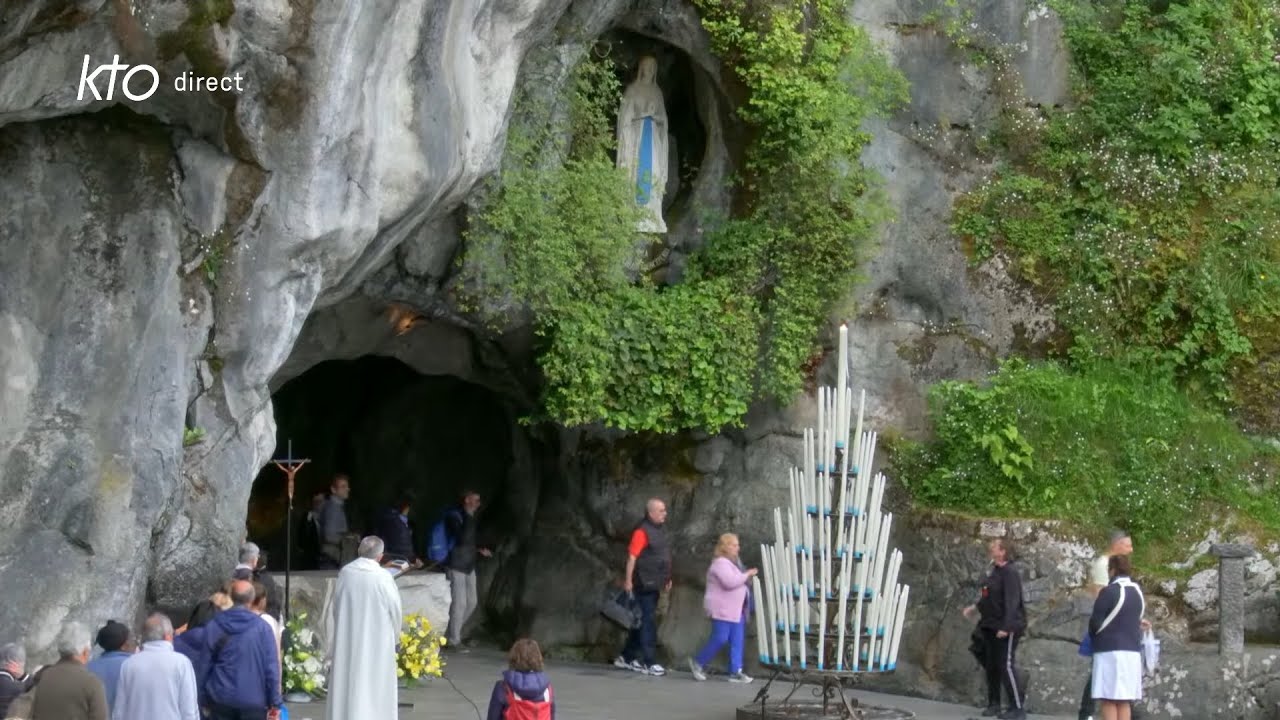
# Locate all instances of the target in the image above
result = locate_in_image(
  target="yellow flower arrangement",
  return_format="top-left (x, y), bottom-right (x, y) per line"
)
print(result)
top-left (397, 613), bottom-right (446, 681)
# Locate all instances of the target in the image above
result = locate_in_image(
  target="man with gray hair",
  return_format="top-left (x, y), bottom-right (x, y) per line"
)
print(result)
top-left (113, 613), bottom-right (199, 720)
top-left (613, 497), bottom-right (671, 676)
top-left (0, 642), bottom-right (33, 717)
top-left (233, 542), bottom-right (281, 620)
top-left (325, 536), bottom-right (402, 720)
top-left (31, 621), bottom-right (107, 720)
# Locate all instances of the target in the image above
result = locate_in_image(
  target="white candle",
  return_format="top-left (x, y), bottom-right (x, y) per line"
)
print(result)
top-left (817, 387), bottom-right (826, 474)
top-left (763, 544), bottom-right (777, 661)
top-left (805, 429), bottom-right (814, 493)
top-left (817, 559), bottom-right (827, 669)
top-left (789, 470), bottom-right (799, 546)
top-left (835, 546), bottom-right (851, 670)
top-left (879, 583), bottom-right (900, 669)
top-left (837, 324), bottom-right (848, 447)
top-left (778, 543), bottom-right (788, 661)
top-left (787, 512), bottom-right (798, 582)
top-left (753, 575), bottom-right (768, 664)
top-left (799, 593), bottom-right (808, 669)
top-left (888, 586), bottom-right (910, 669)
top-left (852, 389), bottom-right (865, 474)
top-left (836, 433), bottom-right (849, 554)
top-left (824, 515), bottom-right (833, 599)
top-left (774, 508), bottom-right (785, 557)
top-left (852, 556), bottom-right (867, 671)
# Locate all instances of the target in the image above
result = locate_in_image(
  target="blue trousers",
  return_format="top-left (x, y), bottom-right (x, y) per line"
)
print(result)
top-left (621, 590), bottom-right (660, 666)
top-left (695, 619), bottom-right (745, 674)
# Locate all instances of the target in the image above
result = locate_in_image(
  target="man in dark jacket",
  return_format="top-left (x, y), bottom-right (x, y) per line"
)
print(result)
top-left (231, 542), bottom-right (282, 621)
top-left (0, 642), bottom-right (33, 717)
top-left (964, 538), bottom-right (1026, 720)
top-left (445, 491), bottom-right (492, 652)
top-left (194, 580), bottom-right (282, 720)
top-left (613, 497), bottom-right (671, 677)
top-left (318, 475), bottom-right (352, 569)
top-left (297, 492), bottom-right (325, 570)
top-left (376, 493), bottom-right (422, 566)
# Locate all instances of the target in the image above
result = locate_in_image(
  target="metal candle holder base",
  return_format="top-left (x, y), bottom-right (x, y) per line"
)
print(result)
top-left (738, 667), bottom-right (913, 720)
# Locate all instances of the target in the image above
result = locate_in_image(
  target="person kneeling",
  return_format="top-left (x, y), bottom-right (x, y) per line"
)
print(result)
top-left (486, 639), bottom-right (554, 720)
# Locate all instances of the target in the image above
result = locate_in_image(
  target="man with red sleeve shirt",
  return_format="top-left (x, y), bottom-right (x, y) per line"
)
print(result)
top-left (612, 498), bottom-right (671, 676)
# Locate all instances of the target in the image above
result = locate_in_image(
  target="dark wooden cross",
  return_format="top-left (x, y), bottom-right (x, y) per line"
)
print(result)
top-left (272, 439), bottom-right (310, 622)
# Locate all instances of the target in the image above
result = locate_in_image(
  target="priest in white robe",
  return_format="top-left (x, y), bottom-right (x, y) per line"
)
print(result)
top-left (325, 536), bottom-right (403, 720)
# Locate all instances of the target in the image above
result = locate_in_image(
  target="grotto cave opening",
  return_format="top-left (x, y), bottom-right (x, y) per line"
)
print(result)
top-left (246, 355), bottom-right (517, 571)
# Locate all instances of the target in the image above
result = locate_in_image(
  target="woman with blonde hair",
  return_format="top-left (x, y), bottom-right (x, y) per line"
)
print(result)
top-left (688, 533), bottom-right (757, 683)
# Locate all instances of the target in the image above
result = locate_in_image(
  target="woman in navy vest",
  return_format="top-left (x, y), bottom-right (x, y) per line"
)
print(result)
top-left (1089, 554), bottom-right (1145, 720)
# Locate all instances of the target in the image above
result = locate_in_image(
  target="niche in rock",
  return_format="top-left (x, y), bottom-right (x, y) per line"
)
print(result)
top-left (601, 30), bottom-right (708, 230)
top-left (246, 356), bottom-right (515, 569)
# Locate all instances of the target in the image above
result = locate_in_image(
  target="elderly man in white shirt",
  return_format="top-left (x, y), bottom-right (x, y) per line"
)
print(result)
top-left (112, 613), bottom-right (198, 720)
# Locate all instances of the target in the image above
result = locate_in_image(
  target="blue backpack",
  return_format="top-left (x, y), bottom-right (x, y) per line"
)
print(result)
top-left (426, 508), bottom-right (463, 564)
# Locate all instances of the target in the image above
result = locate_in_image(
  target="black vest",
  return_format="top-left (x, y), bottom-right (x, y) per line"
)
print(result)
top-left (633, 518), bottom-right (670, 591)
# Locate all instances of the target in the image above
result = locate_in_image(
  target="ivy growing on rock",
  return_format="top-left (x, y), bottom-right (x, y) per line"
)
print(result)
top-left (904, 0), bottom-right (1280, 556)
top-left (462, 4), bottom-right (905, 433)
top-left (953, 0), bottom-right (1280, 401)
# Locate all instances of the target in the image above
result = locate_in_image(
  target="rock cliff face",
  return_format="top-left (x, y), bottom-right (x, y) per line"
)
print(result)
top-left (0, 0), bottom-right (566, 643)
top-left (1, 2), bottom-right (1243, 715)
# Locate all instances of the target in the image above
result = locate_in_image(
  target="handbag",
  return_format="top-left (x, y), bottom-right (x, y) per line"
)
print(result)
top-left (600, 589), bottom-right (641, 630)
top-left (1141, 628), bottom-right (1160, 674)
top-left (968, 627), bottom-right (986, 666)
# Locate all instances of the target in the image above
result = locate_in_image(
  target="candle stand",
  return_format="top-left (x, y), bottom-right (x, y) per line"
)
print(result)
top-left (741, 324), bottom-right (911, 720)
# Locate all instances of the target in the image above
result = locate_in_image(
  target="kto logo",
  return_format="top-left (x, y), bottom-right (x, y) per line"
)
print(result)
top-left (77, 54), bottom-right (159, 101)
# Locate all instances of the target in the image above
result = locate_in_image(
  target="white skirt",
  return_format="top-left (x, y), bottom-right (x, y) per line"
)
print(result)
top-left (1092, 650), bottom-right (1142, 701)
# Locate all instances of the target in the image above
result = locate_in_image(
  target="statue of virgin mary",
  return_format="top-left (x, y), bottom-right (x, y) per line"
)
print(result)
top-left (616, 56), bottom-right (668, 234)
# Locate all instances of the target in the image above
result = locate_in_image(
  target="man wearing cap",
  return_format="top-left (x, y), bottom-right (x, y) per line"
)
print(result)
top-left (86, 620), bottom-right (132, 713)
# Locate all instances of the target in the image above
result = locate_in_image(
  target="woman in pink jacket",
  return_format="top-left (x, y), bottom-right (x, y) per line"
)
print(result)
top-left (688, 533), bottom-right (757, 683)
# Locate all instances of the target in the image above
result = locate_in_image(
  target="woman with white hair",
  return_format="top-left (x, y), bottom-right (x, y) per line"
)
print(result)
top-left (688, 533), bottom-right (757, 684)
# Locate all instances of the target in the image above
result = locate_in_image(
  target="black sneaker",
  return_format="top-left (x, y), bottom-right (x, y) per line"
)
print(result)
top-left (981, 707), bottom-right (1001, 717)
top-left (997, 710), bottom-right (1027, 720)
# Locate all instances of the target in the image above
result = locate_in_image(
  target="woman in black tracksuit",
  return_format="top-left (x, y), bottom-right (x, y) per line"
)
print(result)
top-left (964, 538), bottom-right (1027, 720)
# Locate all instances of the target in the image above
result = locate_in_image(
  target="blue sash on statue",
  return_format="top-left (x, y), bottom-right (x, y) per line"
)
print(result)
top-left (636, 115), bottom-right (654, 205)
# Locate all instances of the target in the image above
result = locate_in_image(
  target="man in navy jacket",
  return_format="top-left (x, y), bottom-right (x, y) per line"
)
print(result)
top-left (192, 580), bottom-right (282, 720)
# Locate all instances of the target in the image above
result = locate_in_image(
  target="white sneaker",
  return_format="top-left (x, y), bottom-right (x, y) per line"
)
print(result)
top-left (613, 656), bottom-right (630, 670)
top-left (628, 660), bottom-right (647, 673)
top-left (688, 659), bottom-right (707, 681)
top-left (647, 664), bottom-right (667, 676)
top-left (728, 672), bottom-right (753, 684)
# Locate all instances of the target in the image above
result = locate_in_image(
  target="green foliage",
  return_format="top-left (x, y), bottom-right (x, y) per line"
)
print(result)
top-left (462, 54), bottom-right (761, 432)
top-left (183, 426), bottom-right (206, 446)
top-left (952, 0), bottom-right (1280, 402)
top-left (462, 5), bottom-right (905, 432)
top-left (895, 360), bottom-right (1279, 543)
top-left (539, 280), bottom-right (759, 431)
top-left (194, 229), bottom-right (234, 287)
top-left (691, 0), bottom-right (908, 399)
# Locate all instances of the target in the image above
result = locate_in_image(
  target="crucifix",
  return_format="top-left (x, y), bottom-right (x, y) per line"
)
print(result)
top-left (272, 439), bottom-right (310, 622)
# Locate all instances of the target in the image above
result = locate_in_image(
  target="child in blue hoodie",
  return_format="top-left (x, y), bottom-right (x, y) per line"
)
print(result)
top-left (486, 638), bottom-right (555, 720)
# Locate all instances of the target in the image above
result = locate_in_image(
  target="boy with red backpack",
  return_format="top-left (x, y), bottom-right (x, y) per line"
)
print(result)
top-left (486, 639), bottom-right (555, 720)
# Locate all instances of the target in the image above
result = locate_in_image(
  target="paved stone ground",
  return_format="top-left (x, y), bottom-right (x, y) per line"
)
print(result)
top-left (285, 649), bottom-right (1073, 719)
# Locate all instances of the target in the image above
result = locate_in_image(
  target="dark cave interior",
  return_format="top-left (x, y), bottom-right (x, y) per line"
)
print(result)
top-left (247, 355), bottom-right (516, 569)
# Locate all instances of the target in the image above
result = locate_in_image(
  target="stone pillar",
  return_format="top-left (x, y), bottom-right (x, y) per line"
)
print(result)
top-left (1210, 543), bottom-right (1254, 655)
